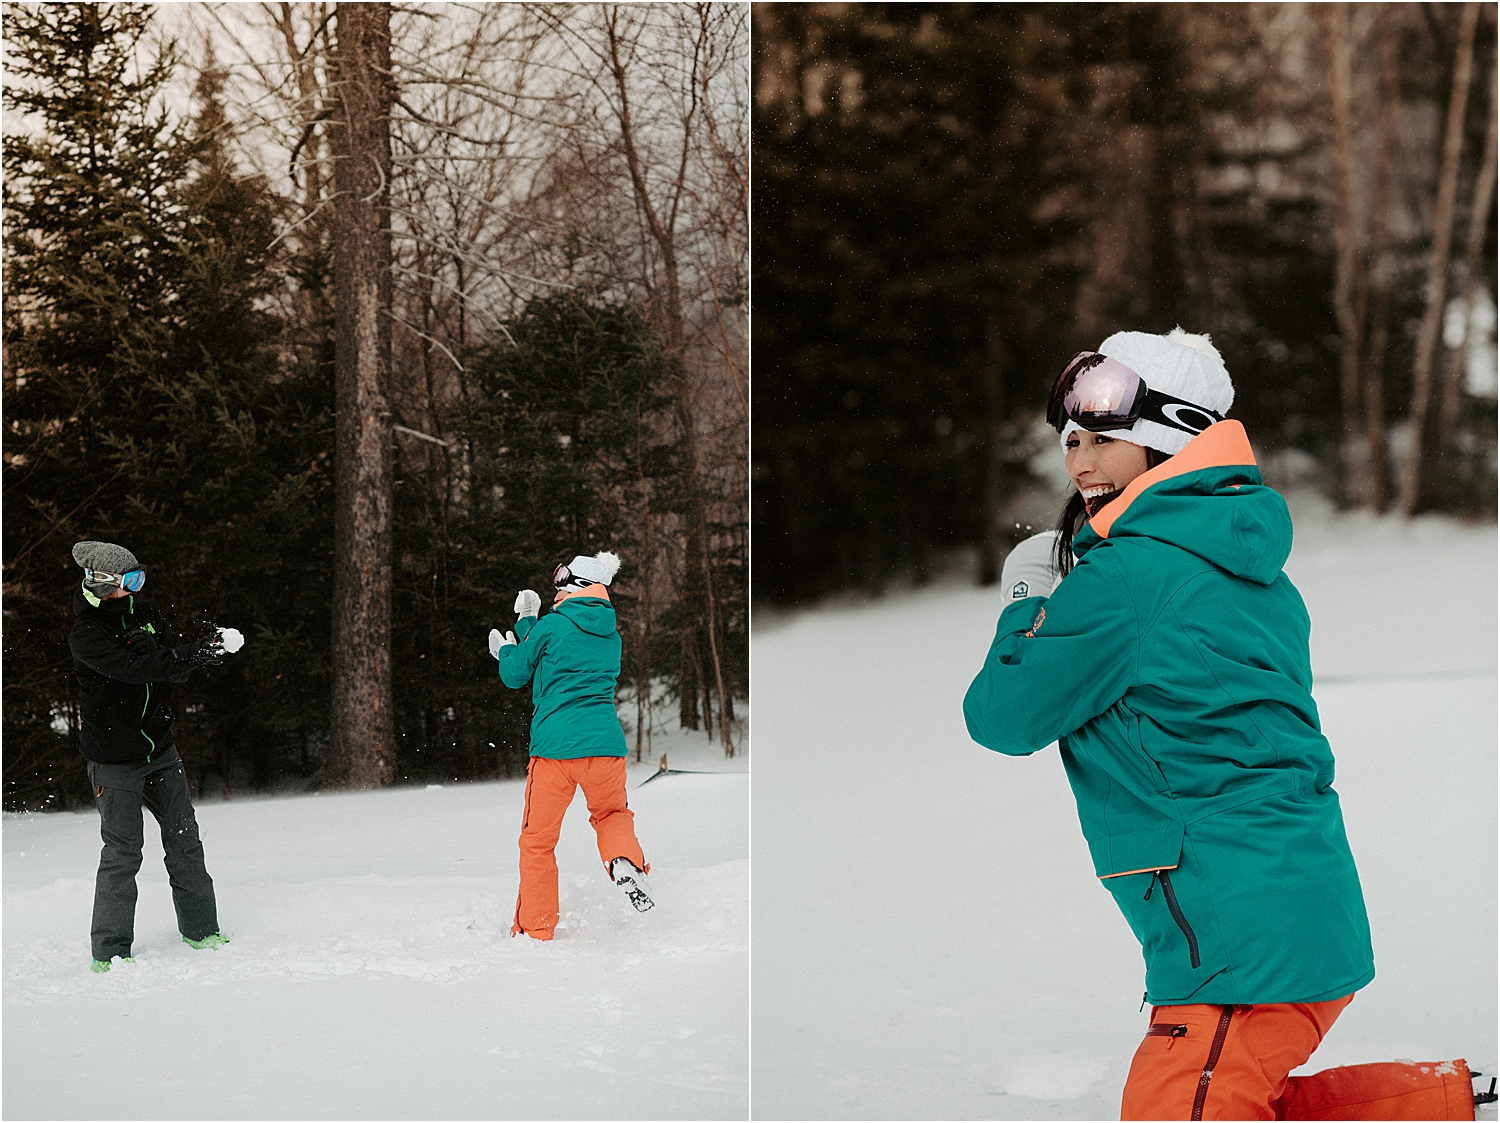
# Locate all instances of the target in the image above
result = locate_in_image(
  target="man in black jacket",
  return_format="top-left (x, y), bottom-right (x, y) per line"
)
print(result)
top-left (69, 540), bottom-right (239, 973)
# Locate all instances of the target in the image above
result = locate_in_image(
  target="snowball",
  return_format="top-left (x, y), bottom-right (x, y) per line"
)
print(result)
top-left (218, 627), bottom-right (245, 654)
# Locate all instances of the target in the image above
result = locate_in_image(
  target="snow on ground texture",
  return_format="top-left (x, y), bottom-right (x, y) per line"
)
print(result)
top-left (752, 495), bottom-right (1496, 1120)
top-left (4, 727), bottom-right (747, 1120)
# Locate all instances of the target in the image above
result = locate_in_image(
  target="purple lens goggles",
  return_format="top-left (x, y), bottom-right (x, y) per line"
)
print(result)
top-left (553, 563), bottom-right (594, 590)
top-left (1047, 352), bottom-right (1223, 437)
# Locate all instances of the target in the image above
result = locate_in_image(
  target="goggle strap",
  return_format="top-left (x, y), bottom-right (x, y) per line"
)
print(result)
top-left (1137, 389), bottom-right (1224, 435)
top-left (1050, 351), bottom-right (1222, 437)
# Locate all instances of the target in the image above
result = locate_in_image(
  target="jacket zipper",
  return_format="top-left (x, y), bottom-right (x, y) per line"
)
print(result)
top-left (1190, 1005), bottom-right (1235, 1120)
top-left (121, 610), bottom-right (156, 762)
top-left (1156, 868), bottom-right (1200, 969)
top-left (141, 683), bottom-right (155, 762)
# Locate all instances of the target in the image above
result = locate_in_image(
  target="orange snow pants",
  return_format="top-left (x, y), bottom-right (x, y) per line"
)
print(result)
top-left (1122, 995), bottom-right (1476, 1120)
top-left (511, 755), bottom-right (647, 941)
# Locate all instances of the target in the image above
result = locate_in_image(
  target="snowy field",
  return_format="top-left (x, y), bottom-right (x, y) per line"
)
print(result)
top-left (3, 726), bottom-right (747, 1120)
top-left (751, 495), bottom-right (1497, 1120)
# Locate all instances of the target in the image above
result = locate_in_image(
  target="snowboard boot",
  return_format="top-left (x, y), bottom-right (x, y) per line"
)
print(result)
top-left (90, 956), bottom-right (133, 973)
top-left (610, 858), bottom-right (654, 913)
top-left (182, 932), bottom-right (229, 950)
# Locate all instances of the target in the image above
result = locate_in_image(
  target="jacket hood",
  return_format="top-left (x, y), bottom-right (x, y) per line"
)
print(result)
top-left (74, 586), bottom-right (133, 617)
top-left (552, 596), bottom-right (618, 637)
top-left (1073, 421), bottom-right (1291, 585)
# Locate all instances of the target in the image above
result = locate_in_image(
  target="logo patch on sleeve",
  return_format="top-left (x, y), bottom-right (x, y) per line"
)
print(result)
top-left (1010, 580), bottom-right (1029, 599)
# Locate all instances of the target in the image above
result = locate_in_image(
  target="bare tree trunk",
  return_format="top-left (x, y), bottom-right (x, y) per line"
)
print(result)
top-left (1439, 42), bottom-right (1498, 446)
top-left (1321, 4), bottom-right (1371, 507)
top-left (1397, 1), bottom-right (1480, 516)
top-left (679, 624), bottom-right (700, 730)
top-left (601, 8), bottom-right (737, 751)
top-left (634, 475), bottom-right (656, 762)
top-left (698, 628), bottom-right (714, 744)
top-left (1362, 5), bottom-right (1400, 513)
top-left (634, 617), bottom-right (647, 762)
top-left (606, 5), bottom-right (692, 357)
top-left (272, 3), bottom-right (336, 338)
top-left (688, 603), bottom-right (712, 741)
top-left (700, 517), bottom-right (734, 756)
top-left (322, 1), bottom-right (396, 789)
top-left (275, 3), bottom-right (333, 223)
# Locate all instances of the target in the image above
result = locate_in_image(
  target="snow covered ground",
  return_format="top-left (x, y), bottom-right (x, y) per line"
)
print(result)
top-left (751, 494), bottom-right (1497, 1120)
top-left (3, 725), bottom-right (747, 1120)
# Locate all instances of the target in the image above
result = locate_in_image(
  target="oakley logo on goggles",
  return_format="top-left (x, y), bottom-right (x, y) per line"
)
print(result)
top-left (86, 567), bottom-right (146, 592)
top-left (1047, 352), bottom-right (1223, 437)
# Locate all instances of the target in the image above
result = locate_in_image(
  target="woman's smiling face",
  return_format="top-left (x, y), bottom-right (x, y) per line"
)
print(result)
top-left (1064, 430), bottom-right (1150, 504)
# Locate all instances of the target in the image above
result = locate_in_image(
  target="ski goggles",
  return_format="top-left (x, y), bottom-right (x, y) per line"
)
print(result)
top-left (86, 567), bottom-right (146, 593)
top-left (1046, 352), bottom-right (1223, 437)
top-left (551, 563), bottom-right (589, 590)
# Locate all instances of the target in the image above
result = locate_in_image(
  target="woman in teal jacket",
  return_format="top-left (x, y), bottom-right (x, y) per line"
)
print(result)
top-left (964, 330), bottom-right (1407, 1120)
top-left (490, 550), bottom-right (651, 940)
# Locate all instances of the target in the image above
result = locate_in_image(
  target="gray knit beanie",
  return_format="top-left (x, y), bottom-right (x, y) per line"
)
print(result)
top-left (72, 541), bottom-right (140, 595)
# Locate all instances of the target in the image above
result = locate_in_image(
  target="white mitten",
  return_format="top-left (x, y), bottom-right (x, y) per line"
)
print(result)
top-left (487, 629), bottom-right (502, 659)
top-left (513, 589), bottom-right (541, 618)
top-left (216, 627), bottom-right (245, 654)
top-left (1000, 531), bottom-right (1064, 602)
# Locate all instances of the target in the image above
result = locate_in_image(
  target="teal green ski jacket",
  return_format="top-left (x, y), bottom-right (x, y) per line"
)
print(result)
top-left (498, 595), bottom-right (628, 760)
top-left (964, 422), bottom-right (1374, 1006)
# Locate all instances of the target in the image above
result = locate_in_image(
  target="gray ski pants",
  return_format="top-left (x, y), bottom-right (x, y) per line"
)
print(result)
top-left (88, 749), bottom-right (218, 961)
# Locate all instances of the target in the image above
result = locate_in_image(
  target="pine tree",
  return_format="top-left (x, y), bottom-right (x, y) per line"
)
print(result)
top-left (2, 4), bottom-right (333, 808)
top-left (753, 4), bottom-right (1203, 604)
top-left (3, 3), bottom-right (196, 808)
top-left (417, 294), bottom-right (673, 779)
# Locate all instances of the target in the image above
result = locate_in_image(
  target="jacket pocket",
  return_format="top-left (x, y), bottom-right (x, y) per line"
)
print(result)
top-left (1146, 868), bottom-right (1199, 969)
top-left (1121, 702), bottom-right (1172, 795)
top-left (1102, 837), bottom-right (1229, 1003)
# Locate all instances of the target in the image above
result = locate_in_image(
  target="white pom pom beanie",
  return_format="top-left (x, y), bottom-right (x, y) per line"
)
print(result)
top-left (561, 550), bottom-right (621, 589)
top-left (1058, 327), bottom-right (1235, 457)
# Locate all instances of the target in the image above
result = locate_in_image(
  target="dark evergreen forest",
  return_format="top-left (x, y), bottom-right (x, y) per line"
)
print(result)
top-left (3, 4), bottom-right (748, 810)
top-left (753, 3), bottom-right (1498, 605)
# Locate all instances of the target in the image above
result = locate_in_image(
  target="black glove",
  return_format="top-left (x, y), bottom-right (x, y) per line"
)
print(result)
top-left (174, 634), bottom-right (225, 668)
top-left (123, 627), bottom-right (160, 655)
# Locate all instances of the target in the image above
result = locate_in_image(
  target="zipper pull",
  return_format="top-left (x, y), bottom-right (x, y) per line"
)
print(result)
top-left (1143, 871), bottom-right (1158, 901)
top-left (1140, 991), bottom-right (1148, 1012)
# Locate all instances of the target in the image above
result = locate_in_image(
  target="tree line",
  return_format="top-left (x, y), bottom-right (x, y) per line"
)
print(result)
top-left (3, 2), bottom-right (747, 811)
top-left (753, 3), bottom-right (1497, 606)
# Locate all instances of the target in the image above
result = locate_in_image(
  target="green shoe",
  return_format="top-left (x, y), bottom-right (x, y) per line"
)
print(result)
top-left (182, 932), bottom-right (229, 950)
top-left (90, 956), bottom-right (133, 973)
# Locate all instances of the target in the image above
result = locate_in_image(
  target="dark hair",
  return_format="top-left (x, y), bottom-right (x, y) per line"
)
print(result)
top-left (1054, 445), bottom-right (1171, 578)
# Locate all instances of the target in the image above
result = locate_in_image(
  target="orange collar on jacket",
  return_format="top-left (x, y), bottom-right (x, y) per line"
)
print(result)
top-left (1087, 420), bottom-right (1257, 540)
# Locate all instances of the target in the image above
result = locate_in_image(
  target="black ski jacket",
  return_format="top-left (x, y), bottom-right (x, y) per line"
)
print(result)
top-left (70, 587), bottom-right (196, 764)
